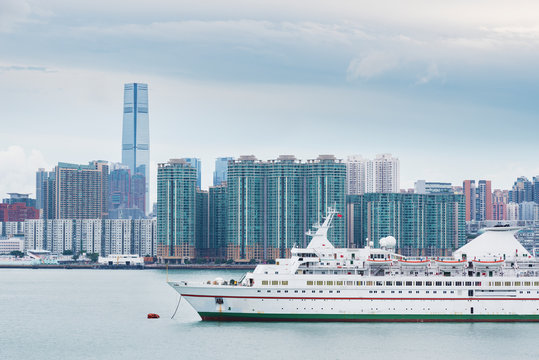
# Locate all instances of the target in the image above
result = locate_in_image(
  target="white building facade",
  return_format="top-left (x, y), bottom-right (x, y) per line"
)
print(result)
top-left (346, 153), bottom-right (400, 194)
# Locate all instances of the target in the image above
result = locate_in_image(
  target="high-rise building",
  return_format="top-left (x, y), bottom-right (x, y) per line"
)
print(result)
top-left (371, 153), bottom-right (400, 193)
top-left (492, 202), bottom-right (506, 221)
top-left (226, 155), bottom-right (346, 261)
top-left (509, 177), bottom-right (533, 203)
top-left (520, 202), bottom-right (539, 221)
top-left (476, 180), bottom-right (492, 221)
top-left (533, 176), bottom-right (539, 204)
top-left (506, 202), bottom-right (520, 220)
top-left (183, 158), bottom-right (202, 189)
top-left (226, 156), bottom-right (265, 261)
top-left (213, 157), bottom-right (233, 186)
top-left (463, 180), bottom-right (476, 221)
top-left (40, 161), bottom-right (109, 220)
top-left (414, 181), bottom-right (453, 195)
top-left (209, 184), bottom-right (227, 257)
top-left (23, 218), bottom-right (156, 256)
top-left (347, 193), bottom-right (466, 256)
top-left (156, 159), bottom-right (197, 263)
top-left (36, 168), bottom-right (48, 210)
top-left (109, 164), bottom-right (131, 211)
top-left (346, 155), bottom-right (367, 195)
top-left (121, 83), bottom-right (150, 213)
top-left (195, 189), bottom-right (209, 257)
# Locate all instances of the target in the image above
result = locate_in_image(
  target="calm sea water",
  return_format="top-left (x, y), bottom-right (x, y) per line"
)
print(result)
top-left (1, 268), bottom-right (538, 360)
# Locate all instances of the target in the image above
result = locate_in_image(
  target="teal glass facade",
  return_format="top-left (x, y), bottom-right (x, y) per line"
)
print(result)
top-left (121, 83), bottom-right (149, 213)
top-left (348, 193), bottom-right (466, 256)
top-left (209, 184), bottom-right (227, 257)
top-left (226, 155), bottom-right (346, 261)
top-left (156, 160), bottom-right (197, 262)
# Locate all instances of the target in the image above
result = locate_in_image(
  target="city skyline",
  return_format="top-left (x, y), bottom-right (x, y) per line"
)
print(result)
top-left (1, 1), bottom-right (539, 205)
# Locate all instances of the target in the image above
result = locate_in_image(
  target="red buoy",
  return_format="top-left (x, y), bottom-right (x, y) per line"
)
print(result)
top-left (147, 313), bottom-right (160, 319)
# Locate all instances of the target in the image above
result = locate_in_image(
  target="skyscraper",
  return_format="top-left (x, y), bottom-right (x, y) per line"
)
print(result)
top-left (213, 157), bottom-right (233, 186)
top-left (346, 155), bottom-right (367, 195)
top-left (463, 180), bottom-right (476, 221)
top-left (347, 193), bottom-right (465, 256)
top-left (226, 155), bottom-right (346, 261)
top-left (156, 159), bottom-right (197, 263)
top-left (121, 83), bottom-right (149, 213)
top-left (40, 161), bottom-right (109, 220)
top-left (183, 158), bottom-right (202, 188)
top-left (36, 168), bottom-right (48, 210)
top-left (476, 180), bottom-right (492, 221)
top-left (372, 153), bottom-right (400, 193)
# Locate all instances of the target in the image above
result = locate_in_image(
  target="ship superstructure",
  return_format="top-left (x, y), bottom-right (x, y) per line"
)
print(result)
top-left (169, 208), bottom-right (539, 322)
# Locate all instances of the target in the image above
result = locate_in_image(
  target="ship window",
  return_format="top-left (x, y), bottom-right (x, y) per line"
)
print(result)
top-left (357, 281), bottom-right (363, 286)
top-left (257, 290), bottom-right (261, 292)
top-left (272, 281), bottom-right (279, 285)
top-left (433, 291), bottom-right (437, 294)
top-left (282, 281), bottom-right (288, 285)
top-left (524, 282), bottom-right (531, 286)
top-left (406, 281), bottom-right (413, 286)
top-left (376, 281), bottom-right (383, 286)
top-left (445, 281), bottom-right (452, 286)
top-left (465, 282), bottom-right (472, 286)
top-left (367, 281), bottom-right (373, 286)
top-left (425, 281), bottom-right (432, 286)
top-left (329, 290), bottom-right (333, 293)
top-left (436, 281), bottom-right (442, 286)
top-left (514, 282), bottom-right (521, 286)
top-left (262, 280), bottom-right (269, 285)
top-left (285, 290), bottom-right (288, 293)
top-left (475, 282), bottom-right (481, 286)
top-left (396, 281), bottom-right (403, 286)
top-left (386, 281), bottom-right (393, 286)
top-left (505, 282), bottom-right (511, 286)
top-left (495, 282), bottom-right (501, 286)
top-left (534, 282), bottom-right (539, 286)
top-left (307, 281), bottom-right (314, 286)
top-left (277, 290), bottom-right (281, 293)
top-left (317, 281), bottom-right (324, 286)
top-left (346, 281), bottom-right (353, 286)
top-left (416, 281), bottom-right (423, 286)
top-left (336, 281), bottom-right (343, 286)
top-left (337, 291), bottom-right (340, 293)
top-left (455, 282), bottom-right (462, 286)
top-left (294, 290), bottom-right (298, 293)
top-left (327, 281), bottom-right (334, 286)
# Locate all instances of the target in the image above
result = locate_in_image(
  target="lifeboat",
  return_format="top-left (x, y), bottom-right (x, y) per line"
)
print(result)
top-left (435, 259), bottom-right (466, 264)
top-left (147, 313), bottom-right (160, 319)
top-left (471, 259), bottom-right (504, 264)
top-left (366, 259), bottom-right (392, 262)
top-left (398, 259), bottom-right (430, 264)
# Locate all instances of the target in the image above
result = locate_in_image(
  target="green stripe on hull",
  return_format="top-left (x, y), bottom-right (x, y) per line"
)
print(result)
top-left (199, 312), bottom-right (539, 322)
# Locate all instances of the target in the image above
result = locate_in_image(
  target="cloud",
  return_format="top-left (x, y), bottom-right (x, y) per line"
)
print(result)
top-left (416, 63), bottom-right (444, 85)
top-left (0, 65), bottom-right (52, 72)
top-left (346, 52), bottom-right (399, 80)
top-left (0, 146), bottom-right (48, 198)
top-left (0, 0), bottom-right (32, 32)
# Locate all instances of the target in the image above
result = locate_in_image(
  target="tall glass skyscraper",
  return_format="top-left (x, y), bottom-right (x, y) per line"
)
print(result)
top-left (213, 157), bottom-right (233, 186)
top-left (122, 83), bottom-right (149, 213)
top-left (183, 158), bottom-right (201, 188)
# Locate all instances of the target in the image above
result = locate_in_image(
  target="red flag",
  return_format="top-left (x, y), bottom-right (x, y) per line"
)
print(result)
top-left (337, 214), bottom-right (342, 217)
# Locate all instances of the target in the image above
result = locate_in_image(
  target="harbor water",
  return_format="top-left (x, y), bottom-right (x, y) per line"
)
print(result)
top-left (1, 268), bottom-right (538, 360)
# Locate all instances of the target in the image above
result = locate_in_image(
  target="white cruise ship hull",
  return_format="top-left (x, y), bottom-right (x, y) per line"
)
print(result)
top-left (169, 281), bottom-right (539, 322)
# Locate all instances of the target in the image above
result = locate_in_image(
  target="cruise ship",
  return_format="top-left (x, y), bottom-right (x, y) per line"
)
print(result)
top-left (169, 208), bottom-right (539, 322)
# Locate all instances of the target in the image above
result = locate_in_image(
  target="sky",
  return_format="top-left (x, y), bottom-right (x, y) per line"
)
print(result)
top-left (1, 0), bottom-right (538, 205)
